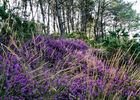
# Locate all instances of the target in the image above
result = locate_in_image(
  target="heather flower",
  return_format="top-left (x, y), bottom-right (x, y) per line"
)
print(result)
top-left (0, 64), bottom-right (2, 70)
top-left (0, 35), bottom-right (139, 99)
top-left (0, 56), bottom-right (3, 60)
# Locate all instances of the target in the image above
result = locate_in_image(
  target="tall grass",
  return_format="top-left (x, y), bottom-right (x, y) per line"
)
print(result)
top-left (0, 34), bottom-right (139, 100)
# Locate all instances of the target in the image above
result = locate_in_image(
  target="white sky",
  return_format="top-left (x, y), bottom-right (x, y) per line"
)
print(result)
top-left (124, 0), bottom-right (140, 13)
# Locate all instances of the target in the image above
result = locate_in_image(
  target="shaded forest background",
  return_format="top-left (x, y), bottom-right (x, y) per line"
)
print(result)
top-left (0, 0), bottom-right (140, 40)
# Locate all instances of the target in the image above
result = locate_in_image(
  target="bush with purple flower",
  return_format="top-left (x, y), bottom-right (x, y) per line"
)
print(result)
top-left (0, 35), bottom-right (139, 100)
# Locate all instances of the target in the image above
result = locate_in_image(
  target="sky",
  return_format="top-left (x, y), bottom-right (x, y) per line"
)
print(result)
top-left (124, 0), bottom-right (140, 13)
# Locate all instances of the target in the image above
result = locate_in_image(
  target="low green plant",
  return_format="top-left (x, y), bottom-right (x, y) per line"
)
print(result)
top-left (86, 38), bottom-right (97, 47)
top-left (66, 32), bottom-right (88, 40)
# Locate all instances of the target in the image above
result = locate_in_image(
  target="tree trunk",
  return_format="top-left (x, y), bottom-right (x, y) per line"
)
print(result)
top-left (39, 0), bottom-right (46, 33)
top-left (94, 0), bottom-right (101, 41)
top-left (55, 0), bottom-right (65, 38)
top-left (81, 0), bottom-right (87, 33)
top-left (23, 1), bottom-right (27, 19)
top-left (56, 20), bottom-right (60, 33)
top-left (70, 0), bottom-right (74, 32)
top-left (39, 0), bottom-right (45, 23)
top-left (53, 10), bottom-right (56, 33)
top-left (104, 20), bottom-right (106, 38)
top-left (76, 13), bottom-right (80, 32)
top-left (66, 8), bottom-right (70, 33)
top-left (62, 0), bottom-right (67, 33)
top-left (29, 0), bottom-right (34, 20)
top-left (100, 0), bottom-right (105, 40)
top-left (47, 0), bottom-right (50, 34)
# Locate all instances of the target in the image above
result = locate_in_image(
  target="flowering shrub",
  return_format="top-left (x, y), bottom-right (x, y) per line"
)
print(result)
top-left (20, 35), bottom-right (89, 68)
top-left (55, 51), bottom-right (139, 100)
top-left (0, 54), bottom-right (33, 99)
top-left (0, 35), bottom-right (139, 99)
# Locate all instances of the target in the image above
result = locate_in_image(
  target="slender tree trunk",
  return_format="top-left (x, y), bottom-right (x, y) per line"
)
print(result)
top-left (81, 0), bottom-right (87, 33)
top-left (33, 1), bottom-right (39, 20)
top-left (94, 0), bottom-right (101, 41)
top-left (53, 10), bottom-right (56, 33)
top-left (29, 0), bottom-right (34, 20)
top-left (104, 20), bottom-right (106, 38)
top-left (62, 0), bottom-right (67, 33)
top-left (39, 0), bottom-right (45, 23)
top-left (47, 0), bottom-right (50, 34)
top-left (39, 0), bottom-right (46, 33)
top-left (55, 0), bottom-right (65, 38)
top-left (70, 0), bottom-right (74, 32)
top-left (76, 13), bottom-right (80, 31)
top-left (66, 8), bottom-right (70, 33)
top-left (23, 1), bottom-right (27, 19)
top-left (100, 0), bottom-right (105, 40)
top-left (101, 15), bottom-right (104, 39)
top-left (56, 20), bottom-right (60, 33)
top-left (37, 3), bottom-right (40, 23)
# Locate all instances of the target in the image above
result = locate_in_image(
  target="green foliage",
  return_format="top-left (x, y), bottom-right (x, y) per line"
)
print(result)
top-left (131, 42), bottom-right (140, 62)
top-left (101, 28), bottom-right (140, 63)
top-left (133, 33), bottom-right (140, 38)
top-left (108, 28), bottom-right (129, 39)
top-left (65, 33), bottom-right (75, 39)
top-left (66, 32), bottom-right (88, 40)
top-left (0, 2), bottom-right (46, 44)
top-left (13, 20), bottom-right (38, 40)
top-left (86, 38), bottom-right (97, 47)
top-left (50, 33), bottom-right (60, 39)
top-left (65, 32), bottom-right (99, 47)
top-left (103, 28), bottom-right (129, 52)
top-left (108, 31), bottom-right (117, 38)
top-left (103, 37), bottom-right (119, 52)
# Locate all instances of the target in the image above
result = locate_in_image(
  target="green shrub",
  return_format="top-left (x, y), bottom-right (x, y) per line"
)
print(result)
top-left (101, 28), bottom-right (140, 63)
top-left (66, 32), bottom-right (88, 40)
